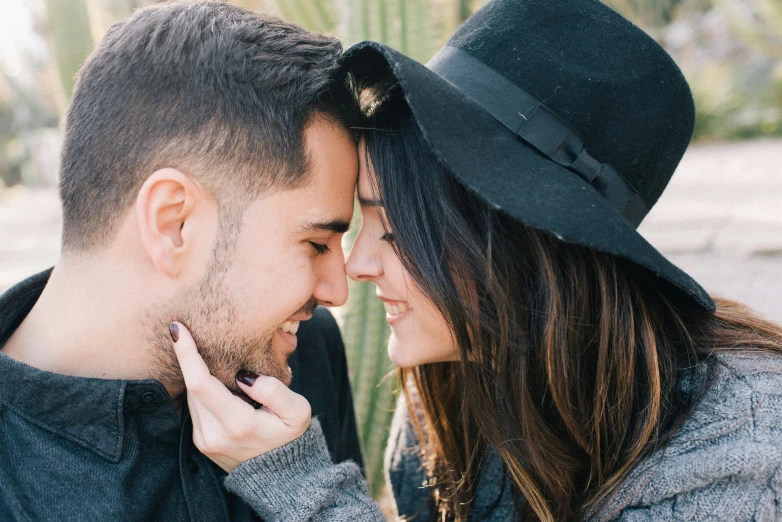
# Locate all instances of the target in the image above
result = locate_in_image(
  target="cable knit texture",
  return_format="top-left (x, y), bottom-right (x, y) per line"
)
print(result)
top-left (227, 352), bottom-right (782, 521)
top-left (223, 418), bottom-right (384, 521)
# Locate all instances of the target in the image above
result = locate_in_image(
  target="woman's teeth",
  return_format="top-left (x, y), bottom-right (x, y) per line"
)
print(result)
top-left (280, 321), bottom-right (300, 335)
top-left (384, 302), bottom-right (410, 316)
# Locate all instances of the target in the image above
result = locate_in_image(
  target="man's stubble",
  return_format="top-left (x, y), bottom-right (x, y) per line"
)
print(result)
top-left (145, 212), bottom-right (292, 394)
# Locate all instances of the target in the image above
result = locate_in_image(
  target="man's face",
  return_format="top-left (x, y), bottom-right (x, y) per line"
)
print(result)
top-left (166, 118), bottom-right (357, 390)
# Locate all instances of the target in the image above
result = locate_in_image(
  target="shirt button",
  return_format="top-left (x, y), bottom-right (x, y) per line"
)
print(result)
top-left (187, 457), bottom-right (199, 474)
top-left (141, 392), bottom-right (156, 404)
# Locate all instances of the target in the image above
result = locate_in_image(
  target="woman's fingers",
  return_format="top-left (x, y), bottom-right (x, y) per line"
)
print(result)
top-left (237, 375), bottom-right (312, 427)
top-left (170, 321), bottom-right (248, 420)
top-left (170, 321), bottom-right (313, 472)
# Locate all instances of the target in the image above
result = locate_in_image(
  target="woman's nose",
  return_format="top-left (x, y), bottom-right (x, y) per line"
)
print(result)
top-left (345, 235), bottom-right (383, 282)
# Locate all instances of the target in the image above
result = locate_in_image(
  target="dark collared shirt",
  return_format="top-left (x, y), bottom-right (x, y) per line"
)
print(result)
top-left (0, 269), bottom-right (363, 521)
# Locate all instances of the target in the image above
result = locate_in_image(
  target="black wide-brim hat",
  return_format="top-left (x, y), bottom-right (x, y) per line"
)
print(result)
top-left (342, 0), bottom-right (714, 311)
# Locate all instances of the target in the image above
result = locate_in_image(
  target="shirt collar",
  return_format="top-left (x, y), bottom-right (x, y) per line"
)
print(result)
top-left (0, 268), bottom-right (173, 462)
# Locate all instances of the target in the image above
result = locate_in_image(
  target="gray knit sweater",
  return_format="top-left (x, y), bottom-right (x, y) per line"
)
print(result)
top-left (224, 352), bottom-right (782, 521)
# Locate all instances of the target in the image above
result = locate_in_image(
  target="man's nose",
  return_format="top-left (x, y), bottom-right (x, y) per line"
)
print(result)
top-left (313, 250), bottom-right (349, 307)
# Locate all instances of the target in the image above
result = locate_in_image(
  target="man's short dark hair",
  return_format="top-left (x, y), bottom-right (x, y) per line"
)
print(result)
top-left (59, 0), bottom-right (359, 252)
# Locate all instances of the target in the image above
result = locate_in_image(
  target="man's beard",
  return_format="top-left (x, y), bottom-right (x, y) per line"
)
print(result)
top-left (147, 261), bottom-right (293, 393)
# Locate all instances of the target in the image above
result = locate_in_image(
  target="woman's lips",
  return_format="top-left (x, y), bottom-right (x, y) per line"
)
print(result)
top-left (380, 299), bottom-right (411, 326)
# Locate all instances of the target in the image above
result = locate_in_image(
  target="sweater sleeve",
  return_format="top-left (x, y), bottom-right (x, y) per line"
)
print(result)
top-left (223, 418), bottom-right (385, 522)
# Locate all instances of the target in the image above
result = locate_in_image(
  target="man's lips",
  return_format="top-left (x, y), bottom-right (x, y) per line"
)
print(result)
top-left (277, 327), bottom-right (298, 350)
top-left (277, 313), bottom-right (312, 350)
top-left (287, 313), bottom-right (313, 322)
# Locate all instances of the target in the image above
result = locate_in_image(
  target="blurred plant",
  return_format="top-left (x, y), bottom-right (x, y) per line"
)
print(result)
top-left (0, 0), bottom-right (59, 188)
top-left (0, 73), bottom-right (58, 188)
top-left (708, 0), bottom-right (782, 137)
top-left (44, 0), bottom-right (94, 101)
top-left (339, 252), bottom-right (396, 496)
top-left (341, 0), bottom-right (434, 61)
top-left (603, 0), bottom-right (686, 27)
top-left (276, 0), bottom-right (338, 35)
top-left (275, 0), bottom-right (449, 496)
top-left (715, 0), bottom-right (782, 58)
top-left (267, 0), bottom-right (502, 499)
top-left (661, 0), bottom-right (782, 140)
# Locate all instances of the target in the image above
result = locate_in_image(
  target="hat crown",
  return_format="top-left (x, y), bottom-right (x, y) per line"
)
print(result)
top-left (444, 0), bottom-right (695, 210)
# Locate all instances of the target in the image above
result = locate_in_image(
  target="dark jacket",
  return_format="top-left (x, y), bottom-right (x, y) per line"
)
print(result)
top-left (0, 269), bottom-right (362, 521)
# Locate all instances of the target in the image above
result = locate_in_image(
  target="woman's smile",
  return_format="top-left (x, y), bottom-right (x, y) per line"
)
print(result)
top-left (378, 296), bottom-right (412, 325)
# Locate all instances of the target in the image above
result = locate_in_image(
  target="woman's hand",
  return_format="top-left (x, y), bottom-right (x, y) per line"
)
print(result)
top-left (170, 321), bottom-right (312, 472)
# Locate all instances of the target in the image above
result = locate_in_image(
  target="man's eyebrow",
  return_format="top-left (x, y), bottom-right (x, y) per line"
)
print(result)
top-left (358, 195), bottom-right (384, 207)
top-left (299, 219), bottom-right (352, 234)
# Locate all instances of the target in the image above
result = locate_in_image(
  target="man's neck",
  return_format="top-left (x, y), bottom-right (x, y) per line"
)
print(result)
top-left (2, 261), bottom-right (185, 400)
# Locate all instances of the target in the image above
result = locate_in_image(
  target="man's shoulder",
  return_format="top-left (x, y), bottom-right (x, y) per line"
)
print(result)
top-left (0, 269), bottom-right (51, 315)
top-left (0, 269), bottom-right (52, 349)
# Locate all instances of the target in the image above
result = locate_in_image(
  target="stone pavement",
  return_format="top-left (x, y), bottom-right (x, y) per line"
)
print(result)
top-left (1, 138), bottom-right (780, 323)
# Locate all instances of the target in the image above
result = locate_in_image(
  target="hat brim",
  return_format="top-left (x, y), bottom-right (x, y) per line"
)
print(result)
top-left (342, 41), bottom-right (714, 311)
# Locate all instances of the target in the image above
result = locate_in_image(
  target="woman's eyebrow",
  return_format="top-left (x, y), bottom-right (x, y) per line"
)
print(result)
top-left (358, 195), bottom-right (384, 207)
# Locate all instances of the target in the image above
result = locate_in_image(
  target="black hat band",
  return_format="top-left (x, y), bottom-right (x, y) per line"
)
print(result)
top-left (428, 46), bottom-right (648, 228)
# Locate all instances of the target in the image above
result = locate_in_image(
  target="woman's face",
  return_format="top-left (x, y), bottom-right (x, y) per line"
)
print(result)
top-left (345, 145), bottom-right (458, 368)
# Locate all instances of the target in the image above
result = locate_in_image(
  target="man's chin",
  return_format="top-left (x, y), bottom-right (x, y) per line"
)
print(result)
top-left (227, 364), bottom-right (293, 389)
top-left (270, 364), bottom-right (294, 387)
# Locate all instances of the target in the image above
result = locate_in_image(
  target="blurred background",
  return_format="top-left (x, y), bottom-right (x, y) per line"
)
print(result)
top-left (1, 0), bottom-right (781, 504)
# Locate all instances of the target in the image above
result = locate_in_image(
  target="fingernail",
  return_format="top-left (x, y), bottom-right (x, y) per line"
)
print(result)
top-left (236, 370), bottom-right (259, 387)
top-left (169, 323), bottom-right (179, 343)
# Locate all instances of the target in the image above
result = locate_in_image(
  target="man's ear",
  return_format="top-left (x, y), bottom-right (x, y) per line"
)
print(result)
top-left (136, 168), bottom-right (202, 278)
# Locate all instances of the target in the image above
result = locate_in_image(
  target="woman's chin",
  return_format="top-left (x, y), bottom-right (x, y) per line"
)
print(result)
top-left (388, 335), bottom-right (459, 368)
top-left (387, 337), bottom-right (421, 368)
top-left (388, 346), bottom-right (412, 368)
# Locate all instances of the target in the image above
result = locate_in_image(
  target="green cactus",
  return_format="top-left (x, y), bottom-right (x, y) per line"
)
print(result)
top-left (334, 0), bottom-right (433, 496)
top-left (273, 0), bottom-right (452, 498)
top-left (44, 0), bottom-right (94, 100)
top-left (340, 277), bottom-right (396, 496)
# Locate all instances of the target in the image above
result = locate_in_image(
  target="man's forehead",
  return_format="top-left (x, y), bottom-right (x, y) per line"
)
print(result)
top-left (292, 181), bottom-right (355, 234)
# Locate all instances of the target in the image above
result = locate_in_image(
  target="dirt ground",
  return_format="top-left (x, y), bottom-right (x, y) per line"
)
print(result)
top-left (1, 138), bottom-right (781, 323)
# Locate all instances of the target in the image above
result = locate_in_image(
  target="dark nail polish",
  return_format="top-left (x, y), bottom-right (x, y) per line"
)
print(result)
top-left (236, 370), bottom-right (259, 387)
top-left (169, 323), bottom-right (179, 343)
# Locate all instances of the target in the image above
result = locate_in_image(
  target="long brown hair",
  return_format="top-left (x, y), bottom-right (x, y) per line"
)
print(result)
top-left (361, 83), bottom-right (782, 521)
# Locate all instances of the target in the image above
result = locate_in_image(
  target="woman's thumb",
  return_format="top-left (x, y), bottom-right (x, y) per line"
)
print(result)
top-left (236, 373), bottom-right (312, 427)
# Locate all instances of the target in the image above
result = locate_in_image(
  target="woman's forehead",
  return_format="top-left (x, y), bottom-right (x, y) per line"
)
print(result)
top-left (357, 146), bottom-right (383, 206)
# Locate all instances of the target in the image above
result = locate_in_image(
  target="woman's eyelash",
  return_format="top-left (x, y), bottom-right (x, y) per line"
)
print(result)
top-left (380, 233), bottom-right (395, 242)
top-left (309, 242), bottom-right (331, 255)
